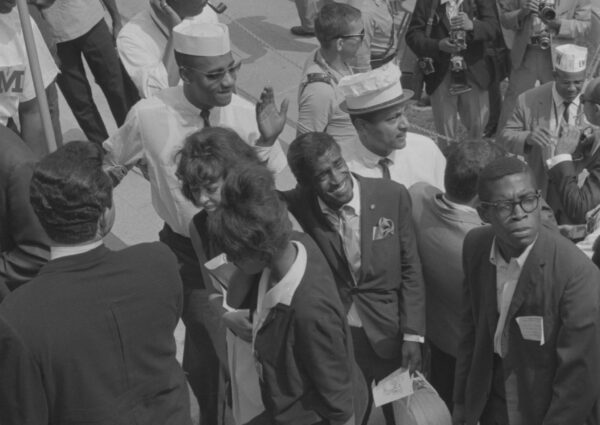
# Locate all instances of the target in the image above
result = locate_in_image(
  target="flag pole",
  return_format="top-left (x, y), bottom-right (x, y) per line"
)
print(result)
top-left (16, 0), bottom-right (57, 152)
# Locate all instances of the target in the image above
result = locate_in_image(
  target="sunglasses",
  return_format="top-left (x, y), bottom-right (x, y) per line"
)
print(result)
top-left (186, 61), bottom-right (242, 82)
top-left (331, 29), bottom-right (365, 42)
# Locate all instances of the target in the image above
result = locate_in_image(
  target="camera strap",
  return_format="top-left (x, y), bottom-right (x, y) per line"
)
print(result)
top-left (425, 0), bottom-right (440, 38)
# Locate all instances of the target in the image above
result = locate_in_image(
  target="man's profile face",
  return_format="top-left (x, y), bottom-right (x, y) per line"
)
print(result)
top-left (480, 172), bottom-right (541, 258)
top-left (357, 103), bottom-right (409, 157)
top-left (182, 52), bottom-right (237, 108)
top-left (311, 146), bottom-right (354, 210)
top-left (554, 71), bottom-right (585, 103)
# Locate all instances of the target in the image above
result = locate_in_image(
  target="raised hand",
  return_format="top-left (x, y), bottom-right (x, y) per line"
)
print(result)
top-left (255, 86), bottom-right (289, 147)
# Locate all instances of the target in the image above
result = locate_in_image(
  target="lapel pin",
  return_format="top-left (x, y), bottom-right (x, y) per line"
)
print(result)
top-left (370, 204), bottom-right (375, 210)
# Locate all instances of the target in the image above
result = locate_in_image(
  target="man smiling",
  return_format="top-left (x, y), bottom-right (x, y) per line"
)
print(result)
top-left (339, 62), bottom-right (447, 191)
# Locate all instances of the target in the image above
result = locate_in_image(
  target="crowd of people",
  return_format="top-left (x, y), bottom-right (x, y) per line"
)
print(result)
top-left (1, 0), bottom-right (600, 424)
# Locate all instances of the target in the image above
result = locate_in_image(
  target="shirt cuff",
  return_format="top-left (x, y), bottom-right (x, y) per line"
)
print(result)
top-left (546, 154), bottom-right (572, 169)
top-left (254, 141), bottom-right (287, 174)
top-left (403, 334), bottom-right (425, 343)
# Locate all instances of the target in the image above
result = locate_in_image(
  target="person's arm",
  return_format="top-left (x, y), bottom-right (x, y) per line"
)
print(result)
top-left (555, 0), bottom-right (591, 40)
top-left (297, 82), bottom-right (335, 136)
top-left (405, 0), bottom-right (443, 59)
top-left (102, 107), bottom-right (145, 184)
top-left (396, 185), bottom-right (426, 373)
top-left (100, 0), bottom-right (123, 38)
top-left (496, 92), bottom-right (531, 155)
top-left (542, 260), bottom-right (600, 425)
top-left (469, 0), bottom-right (500, 41)
top-left (498, 0), bottom-right (532, 31)
top-left (254, 87), bottom-right (288, 174)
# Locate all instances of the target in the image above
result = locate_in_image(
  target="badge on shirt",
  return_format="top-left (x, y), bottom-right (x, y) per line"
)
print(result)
top-left (516, 316), bottom-right (545, 345)
top-left (373, 217), bottom-right (395, 241)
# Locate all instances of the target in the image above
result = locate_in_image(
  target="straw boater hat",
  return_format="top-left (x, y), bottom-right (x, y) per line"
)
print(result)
top-left (338, 62), bottom-right (413, 115)
top-left (173, 21), bottom-right (231, 56)
top-left (553, 44), bottom-right (587, 77)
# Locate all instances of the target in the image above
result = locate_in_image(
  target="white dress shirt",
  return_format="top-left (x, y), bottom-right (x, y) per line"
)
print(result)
top-left (489, 237), bottom-right (536, 357)
top-left (50, 240), bottom-right (103, 260)
top-left (41, 0), bottom-right (105, 42)
top-left (546, 83), bottom-right (585, 168)
top-left (0, 8), bottom-right (58, 125)
top-left (103, 86), bottom-right (287, 237)
top-left (117, 7), bottom-right (218, 98)
top-left (345, 132), bottom-right (446, 191)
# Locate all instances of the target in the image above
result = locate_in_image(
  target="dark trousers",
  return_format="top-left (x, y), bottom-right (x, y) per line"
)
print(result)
top-left (159, 224), bottom-right (222, 425)
top-left (429, 342), bottom-right (456, 411)
top-left (55, 19), bottom-right (138, 144)
top-left (351, 327), bottom-right (402, 425)
top-left (480, 355), bottom-right (509, 425)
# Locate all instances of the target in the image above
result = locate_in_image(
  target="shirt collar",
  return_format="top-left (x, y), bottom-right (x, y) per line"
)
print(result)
top-left (552, 82), bottom-right (581, 109)
top-left (174, 86), bottom-right (223, 122)
top-left (489, 236), bottom-right (537, 268)
top-left (259, 240), bottom-right (307, 310)
top-left (441, 194), bottom-right (478, 214)
top-left (317, 174), bottom-right (361, 218)
top-left (51, 240), bottom-right (104, 260)
top-left (352, 139), bottom-right (395, 169)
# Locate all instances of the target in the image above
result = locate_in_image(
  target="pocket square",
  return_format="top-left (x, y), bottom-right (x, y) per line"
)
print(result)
top-left (372, 217), bottom-right (395, 240)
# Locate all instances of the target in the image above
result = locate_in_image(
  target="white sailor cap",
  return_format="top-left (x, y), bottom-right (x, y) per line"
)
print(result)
top-left (173, 21), bottom-right (231, 56)
top-left (554, 44), bottom-right (587, 74)
top-left (338, 63), bottom-right (413, 114)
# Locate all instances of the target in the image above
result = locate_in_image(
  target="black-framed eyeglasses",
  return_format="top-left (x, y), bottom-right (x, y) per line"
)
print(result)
top-left (186, 61), bottom-right (242, 82)
top-left (480, 191), bottom-right (541, 218)
top-left (332, 29), bottom-right (365, 42)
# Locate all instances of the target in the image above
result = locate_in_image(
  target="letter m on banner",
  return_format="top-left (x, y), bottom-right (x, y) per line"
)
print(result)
top-left (0, 67), bottom-right (25, 94)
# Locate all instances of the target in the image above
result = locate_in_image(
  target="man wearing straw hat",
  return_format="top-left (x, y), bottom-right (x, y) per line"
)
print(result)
top-left (498, 44), bottom-right (590, 224)
top-left (339, 62), bottom-right (446, 191)
top-left (103, 22), bottom-right (288, 425)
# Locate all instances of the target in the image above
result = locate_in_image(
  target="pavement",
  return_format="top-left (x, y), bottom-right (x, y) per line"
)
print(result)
top-left (53, 0), bottom-right (317, 421)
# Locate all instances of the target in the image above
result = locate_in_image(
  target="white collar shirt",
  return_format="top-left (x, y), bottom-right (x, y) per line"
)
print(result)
top-left (41, 0), bottom-right (105, 42)
top-left (345, 132), bottom-right (446, 191)
top-left (550, 83), bottom-right (581, 135)
top-left (489, 237), bottom-right (537, 357)
top-left (117, 7), bottom-right (218, 98)
top-left (103, 86), bottom-right (286, 236)
top-left (51, 240), bottom-right (103, 260)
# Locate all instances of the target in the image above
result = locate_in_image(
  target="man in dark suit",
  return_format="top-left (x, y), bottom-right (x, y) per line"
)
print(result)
top-left (405, 0), bottom-right (499, 143)
top-left (0, 141), bottom-right (192, 424)
top-left (0, 125), bottom-right (49, 300)
top-left (283, 132), bottom-right (425, 424)
top-left (453, 156), bottom-right (600, 425)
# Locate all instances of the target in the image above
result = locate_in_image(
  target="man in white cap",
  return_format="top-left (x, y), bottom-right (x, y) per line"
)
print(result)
top-left (496, 0), bottom-right (590, 132)
top-left (117, 0), bottom-right (218, 99)
top-left (103, 22), bottom-right (288, 425)
top-left (339, 62), bottom-right (447, 191)
top-left (498, 44), bottom-right (590, 223)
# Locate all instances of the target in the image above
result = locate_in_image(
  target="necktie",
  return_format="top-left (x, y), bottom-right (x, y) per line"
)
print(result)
top-left (338, 207), bottom-right (361, 284)
top-left (200, 109), bottom-right (211, 128)
top-left (378, 157), bottom-right (392, 180)
top-left (562, 101), bottom-right (571, 125)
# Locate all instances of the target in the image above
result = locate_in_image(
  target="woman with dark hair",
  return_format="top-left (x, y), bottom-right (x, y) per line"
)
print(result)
top-left (207, 164), bottom-right (367, 425)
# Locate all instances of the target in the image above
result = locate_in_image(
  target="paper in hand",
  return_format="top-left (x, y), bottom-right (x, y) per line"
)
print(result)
top-left (516, 316), bottom-right (545, 345)
top-left (372, 368), bottom-right (414, 407)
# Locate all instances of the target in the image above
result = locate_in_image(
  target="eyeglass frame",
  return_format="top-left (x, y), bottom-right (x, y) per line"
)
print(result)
top-left (479, 190), bottom-right (542, 218)
top-left (330, 28), bottom-right (365, 42)
top-left (184, 60), bottom-right (243, 82)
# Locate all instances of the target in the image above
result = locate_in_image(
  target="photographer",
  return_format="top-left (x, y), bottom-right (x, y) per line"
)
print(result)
top-left (405, 0), bottom-right (499, 147)
top-left (497, 0), bottom-right (590, 131)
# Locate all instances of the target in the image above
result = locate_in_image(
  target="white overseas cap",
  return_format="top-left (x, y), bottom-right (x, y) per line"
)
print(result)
top-left (173, 22), bottom-right (231, 56)
top-left (554, 44), bottom-right (587, 74)
top-left (338, 63), bottom-right (413, 114)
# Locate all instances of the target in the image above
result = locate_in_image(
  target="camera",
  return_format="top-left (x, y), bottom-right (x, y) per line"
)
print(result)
top-left (530, 14), bottom-right (552, 49)
top-left (450, 28), bottom-right (467, 51)
top-left (418, 57), bottom-right (435, 75)
top-left (538, 0), bottom-right (556, 21)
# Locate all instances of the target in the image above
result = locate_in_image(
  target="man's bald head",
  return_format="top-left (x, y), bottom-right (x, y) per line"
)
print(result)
top-left (583, 77), bottom-right (600, 125)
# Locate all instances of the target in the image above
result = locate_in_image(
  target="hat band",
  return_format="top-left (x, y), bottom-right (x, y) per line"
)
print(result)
top-left (346, 82), bottom-right (404, 111)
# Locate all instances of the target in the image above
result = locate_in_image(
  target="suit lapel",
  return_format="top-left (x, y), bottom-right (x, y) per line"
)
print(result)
top-left (438, 2), bottom-right (451, 33)
top-left (535, 85), bottom-right (553, 128)
top-left (357, 176), bottom-right (373, 283)
top-left (482, 255), bottom-right (499, 340)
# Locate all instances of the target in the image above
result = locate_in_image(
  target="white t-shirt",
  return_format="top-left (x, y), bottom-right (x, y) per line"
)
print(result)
top-left (40, 0), bottom-right (105, 43)
top-left (0, 8), bottom-right (58, 126)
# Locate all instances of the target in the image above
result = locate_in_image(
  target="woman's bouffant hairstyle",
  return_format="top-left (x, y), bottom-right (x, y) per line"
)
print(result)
top-left (30, 141), bottom-right (113, 244)
top-left (176, 127), bottom-right (262, 206)
top-left (207, 164), bottom-right (291, 265)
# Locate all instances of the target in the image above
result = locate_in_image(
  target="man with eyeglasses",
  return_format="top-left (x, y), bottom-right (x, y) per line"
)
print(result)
top-left (297, 2), bottom-right (363, 156)
top-left (103, 22), bottom-right (287, 425)
top-left (453, 155), bottom-right (600, 425)
top-left (498, 44), bottom-right (592, 224)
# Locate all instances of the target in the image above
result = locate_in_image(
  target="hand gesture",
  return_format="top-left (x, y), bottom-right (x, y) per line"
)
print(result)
top-left (555, 125), bottom-right (581, 155)
top-left (256, 86), bottom-right (289, 147)
top-left (150, 0), bottom-right (181, 31)
top-left (401, 341), bottom-right (422, 374)
top-left (222, 310), bottom-right (253, 342)
top-left (451, 12), bottom-right (473, 31)
top-left (439, 37), bottom-right (461, 53)
top-left (519, 0), bottom-right (539, 17)
top-left (526, 127), bottom-right (555, 149)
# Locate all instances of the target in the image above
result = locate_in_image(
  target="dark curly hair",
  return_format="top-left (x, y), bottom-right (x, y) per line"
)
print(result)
top-left (287, 132), bottom-right (341, 187)
top-left (207, 164), bottom-right (291, 265)
top-left (30, 141), bottom-right (113, 244)
top-left (176, 127), bottom-right (262, 206)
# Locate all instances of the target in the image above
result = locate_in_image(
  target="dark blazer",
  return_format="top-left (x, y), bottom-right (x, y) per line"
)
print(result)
top-left (547, 150), bottom-right (600, 224)
top-left (0, 243), bottom-right (192, 425)
top-left (0, 125), bottom-right (49, 299)
top-left (281, 175), bottom-right (426, 359)
top-left (405, 0), bottom-right (499, 95)
top-left (454, 226), bottom-right (600, 425)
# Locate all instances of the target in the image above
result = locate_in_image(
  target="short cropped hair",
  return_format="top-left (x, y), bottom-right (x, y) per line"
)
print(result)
top-left (30, 141), bottom-right (113, 244)
top-left (444, 141), bottom-right (506, 203)
top-left (315, 2), bottom-right (362, 49)
top-left (176, 127), bottom-right (262, 206)
top-left (477, 156), bottom-right (533, 201)
top-left (208, 165), bottom-right (291, 264)
top-left (287, 132), bottom-right (340, 187)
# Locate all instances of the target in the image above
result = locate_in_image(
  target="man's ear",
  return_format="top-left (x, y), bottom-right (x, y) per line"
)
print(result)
top-left (477, 205), bottom-right (490, 223)
top-left (179, 66), bottom-right (191, 84)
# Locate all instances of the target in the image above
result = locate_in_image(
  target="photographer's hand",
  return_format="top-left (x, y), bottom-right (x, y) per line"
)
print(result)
top-left (439, 37), bottom-right (461, 53)
top-left (519, 0), bottom-right (539, 18)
